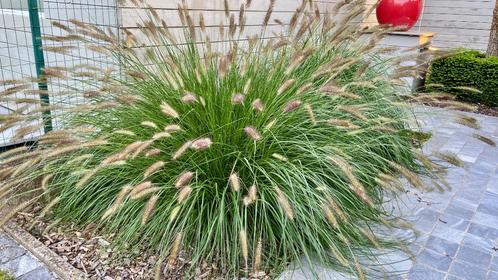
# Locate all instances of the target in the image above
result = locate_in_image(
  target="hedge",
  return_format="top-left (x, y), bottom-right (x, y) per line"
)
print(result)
top-left (425, 50), bottom-right (498, 107)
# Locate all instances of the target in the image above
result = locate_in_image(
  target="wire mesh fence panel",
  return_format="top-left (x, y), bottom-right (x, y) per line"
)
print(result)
top-left (0, 0), bottom-right (120, 147)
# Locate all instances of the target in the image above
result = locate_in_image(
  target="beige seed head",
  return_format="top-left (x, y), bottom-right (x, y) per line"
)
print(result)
top-left (244, 126), bottom-right (262, 141)
top-left (456, 115), bottom-right (480, 129)
top-left (177, 186), bottom-right (192, 203)
top-left (239, 229), bottom-right (248, 264)
top-left (131, 187), bottom-right (161, 200)
top-left (144, 161), bottom-right (165, 178)
top-left (181, 92), bottom-right (198, 104)
top-left (473, 133), bottom-right (496, 147)
top-left (304, 104), bottom-right (317, 125)
top-left (328, 155), bottom-right (373, 206)
top-left (191, 137), bottom-right (212, 151)
top-left (152, 132), bottom-right (171, 140)
top-left (130, 181), bottom-right (153, 198)
top-left (114, 129), bottom-right (136, 136)
top-left (141, 121), bottom-right (158, 130)
top-left (274, 186), bottom-right (294, 220)
top-left (170, 205), bottom-right (181, 222)
top-left (168, 232), bottom-right (182, 264)
top-left (322, 204), bottom-right (338, 229)
top-left (175, 171), bottom-right (194, 188)
top-left (264, 119), bottom-right (276, 131)
top-left (251, 99), bottom-right (264, 112)
top-left (131, 140), bottom-right (154, 158)
top-left (389, 161), bottom-right (425, 191)
top-left (231, 93), bottom-right (245, 105)
top-left (141, 194), bottom-right (159, 225)
top-left (272, 153), bottom-right (288, 162)
top-left (434, 151), bottom-right (464, 167)
top-left (0, 198), bottom-right (36, 228)
top-left (330, 245), bottom-right (349, 267)
top-left (326, 119), bottom-right (360, 130)
top-left (76, 168), bottom-right (99, 189)
top-left (338, 105), bottom-right (368, 121)
top-left (121, 141), bottom-right (145, 157)
top-left (354, 256), bottom-right (366, 280)
top-left (277, 79), bottom-right (295, 95)
top-left (243, 78), bottom-right (252, 94)
top-left (164, 124), bottom-right (182, 133)
top-left (172, 140), bottom-right (192, 160)
top-left (145, 148), bottom-right (161, 157)
top-left (102, 185), bottom-right (132, 219)
top-left (229, 172), bottom-right (241, 192)
top-left (243, 184), bottom-right (257, 206)
top-left (41, 174), bottom-right (54, 192)
top-left (360, 226), bottom-right (380, 248)
top-left (325, 195), bottom-right (347, 221)
top-left (254, 238), bottom-right (262, 272)
top-left (160, 101), bottom-right (179, 118)
top-left (37, 196), bottom-right (61, 221)
top-left (283, 100), bottom-right (302, 113)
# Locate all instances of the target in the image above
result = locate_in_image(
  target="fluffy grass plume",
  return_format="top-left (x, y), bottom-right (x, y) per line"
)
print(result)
top-left (0, 0), bottom-right (450, 278)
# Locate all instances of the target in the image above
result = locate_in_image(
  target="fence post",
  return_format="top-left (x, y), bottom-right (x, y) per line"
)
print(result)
top-left (27, 0), bottom-right (53, 133)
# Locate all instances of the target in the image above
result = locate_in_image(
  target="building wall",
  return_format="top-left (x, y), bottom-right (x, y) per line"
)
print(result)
top-left (120, 0), bottom-right (493, 51)
top-left (362, 0), bottom-right (494, 51)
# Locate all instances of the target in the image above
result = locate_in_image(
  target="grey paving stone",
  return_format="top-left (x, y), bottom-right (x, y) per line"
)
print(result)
top-left (467, 171), bottom-right (492, 188)
top-left (375, 250), bottom-right (413, 275)
top-left (431, 223), bottom-right (466, 244)
top-left (408, 263), bottom-right (446, 280)
top-left (18, 266), bottom-right (55, 280)
top-left (11, 254), bottom-right (43, 277)
top-left (491, 257), bottom-right (498, 271)
top-left (0, 235), bottom-right (16, 247)
top-left (452, 190), bottom-right (484, 209)
top-left (472, 212), bottom-right (498, 230)
top-left (488, 271), bottom-right (498, 280)
top-left (0, 257), bottom-right (20, 277)
top-left (437, 213), bottom-right (470, 231)
top-left (424, 235), bottom-right (459, 258)
top-left (416, 248), bottom-right (452, 271)
top-left (445, 200), bottom-right (477, 220)
top-left (455, 245), bottom-right (492, 268)
top-left (462, 232), bottom-right (496, 253)
top-left (449, 260), bottom-right (488, 280)
top-left (478, 192), bottom-right (498, 216)
top-left (413, 208), bottom-right (441, 233)
top-left (468, 222), bottom-right (498, 238)
top-left (470, 160), bottom-right (496, 174)
top-left (447, 276), bottom-right (464, 280)
top-left (487, 180), bottom-right (498, 195)
top-left (0, 244), bottom-right (26, 264)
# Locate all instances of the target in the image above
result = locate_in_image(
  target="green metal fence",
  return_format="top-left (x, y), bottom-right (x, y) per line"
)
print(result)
top-left (0, 0), bottom-right (120, 146)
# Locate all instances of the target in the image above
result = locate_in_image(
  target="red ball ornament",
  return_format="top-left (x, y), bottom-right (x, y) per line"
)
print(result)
top-left (376, 0), bottom-right (424, 31)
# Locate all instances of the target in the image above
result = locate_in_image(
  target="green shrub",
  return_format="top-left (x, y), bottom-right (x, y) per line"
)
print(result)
top-left (0, 1), bottom-right (447, 278)
top-left (425, 50), bottom-right (498, 106)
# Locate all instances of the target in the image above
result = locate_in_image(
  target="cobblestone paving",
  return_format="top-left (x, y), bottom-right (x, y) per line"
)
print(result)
top-left (282, 107), bottom-right (498, 280)
top-left (1, 107), bottom-right (497, 280)
top-left (0, 233), bottom-right (55, 279)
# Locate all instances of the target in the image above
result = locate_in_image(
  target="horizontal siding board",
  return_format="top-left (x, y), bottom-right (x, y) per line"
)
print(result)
top-left (119, 0), bottom-right (492, 51)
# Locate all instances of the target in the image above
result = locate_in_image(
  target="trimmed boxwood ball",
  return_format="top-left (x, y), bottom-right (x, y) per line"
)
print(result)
top-left (0, 0), bottom-right (453, 279)
top-left (425, 50), bottom-right (498, 107)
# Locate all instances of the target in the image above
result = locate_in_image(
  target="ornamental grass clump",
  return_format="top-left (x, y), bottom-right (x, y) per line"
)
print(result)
top-left (0, 0), bottom-right (471, 278)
